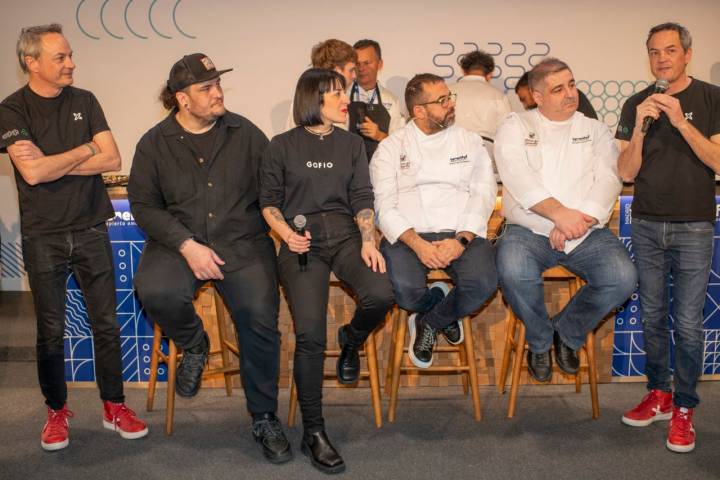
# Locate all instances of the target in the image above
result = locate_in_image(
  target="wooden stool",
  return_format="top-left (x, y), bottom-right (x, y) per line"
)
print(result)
top-left (386, 270), bottom-right (482, 422)
top-left (146, 284), bottom-right (241, 435)
top-left (287, 274), bottom-right (383, 428)
top-left (497, 266), bottom-right (599, 419)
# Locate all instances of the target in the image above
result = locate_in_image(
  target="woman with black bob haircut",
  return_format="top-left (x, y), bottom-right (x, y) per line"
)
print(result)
top-left (260, 68), bottom-right (394, 474)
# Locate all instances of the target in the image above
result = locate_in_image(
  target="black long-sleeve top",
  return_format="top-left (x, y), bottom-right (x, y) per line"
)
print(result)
top-left (128, 111), bottom-right (270, 271)
top-left (259, 127), bottom-right (374, 219)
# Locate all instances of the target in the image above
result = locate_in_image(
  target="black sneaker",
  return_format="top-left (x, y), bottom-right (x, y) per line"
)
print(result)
top-left (408, 313), bottom-right (436, 368)
top-left (252, 413), bottom-right (293, 464)
top-left (527, 350), bottom-right (552, 383)
top-left (175, 332), bottom-right (209, 398)
top-left (428, 281), bottom-right (464, 345)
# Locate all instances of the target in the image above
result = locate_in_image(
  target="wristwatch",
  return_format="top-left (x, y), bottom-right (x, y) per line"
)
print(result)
top-left (455, 234), bottom-right (470, 247)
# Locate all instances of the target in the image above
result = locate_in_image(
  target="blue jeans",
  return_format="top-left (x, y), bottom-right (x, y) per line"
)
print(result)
top-left (631, 218), bottom-right (713, 408)
top-left (21, 223), bottom-right (124, 410)
top-left (497, 225), bottom-right (637, 352)
top-left (381, 233), bottom-right (498, 330)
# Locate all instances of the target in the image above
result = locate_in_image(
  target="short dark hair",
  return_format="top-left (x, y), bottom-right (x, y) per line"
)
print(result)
top-left (405, 73), bottom-right (444, 116)
top-left (310, 39), bottom-right (357, 70)
top-left (646, 22), bottom-right (692, 52)
top-left (528, 57), bottom-right (571, 92)
top-left (293, 68), bottom-right (346, 127)
top-left (515, 71), bottom-right (530, 93)
top-left (353, 39), bottom-right (382, 59)
top-left (17, 23), bottom-right (63, 73)
top-left (458, 50), bottom-right (494, 76)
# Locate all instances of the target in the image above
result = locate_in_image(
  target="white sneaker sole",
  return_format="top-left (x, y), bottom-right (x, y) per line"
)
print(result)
top-left (103, 420), bottom-right (149, 439)
top-left (621, 411), bottom-right (672, 427)
top-left (408, 313), bottom-right (433, 369)
top-left (666, 439), bottom-right (695, 453)
top-left (41, 438), bottom-right (69, 451)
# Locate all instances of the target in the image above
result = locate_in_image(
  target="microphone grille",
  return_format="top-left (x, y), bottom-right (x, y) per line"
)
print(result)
top-left (656, 79), bottom-right (670, 92)
top-left (293, 214), bottom-right (307, 229)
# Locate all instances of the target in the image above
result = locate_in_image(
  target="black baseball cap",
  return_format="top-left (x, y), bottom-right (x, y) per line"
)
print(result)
top-left (167, 53), bottom-right (233, 93)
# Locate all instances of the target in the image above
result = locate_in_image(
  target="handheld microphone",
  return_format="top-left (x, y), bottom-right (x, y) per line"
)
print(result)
top-left (292, 215), bottom-right (307, 272)
top-left (641, 79), bottom-right (670, 134)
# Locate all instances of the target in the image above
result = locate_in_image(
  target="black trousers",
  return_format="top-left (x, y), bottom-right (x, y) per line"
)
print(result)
top-left (22, 223), bottom-right (124, 410)
top-left (134, 238), bottom-right (281, 415)
top-left (278, 212), bottom-right (394, 432)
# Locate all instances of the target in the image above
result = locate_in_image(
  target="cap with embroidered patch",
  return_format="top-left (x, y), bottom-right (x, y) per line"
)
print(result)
top-left (167, 53), bottom-right (232, 93)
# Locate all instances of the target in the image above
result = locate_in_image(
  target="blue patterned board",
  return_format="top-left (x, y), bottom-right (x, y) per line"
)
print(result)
top-left (613, 196), bottom-right (720, 377)
top-left (63, 199), bottom-right (167, 382)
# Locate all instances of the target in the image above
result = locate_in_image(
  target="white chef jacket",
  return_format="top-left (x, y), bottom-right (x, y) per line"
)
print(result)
top-left (494, 109), bottom-right (622, 253)
top-left (351, 83), bottom-right (407, 134)
top-left (449, 75), bottom-right (512, 141)
top-left (370, 121), bottom-right (497, 244)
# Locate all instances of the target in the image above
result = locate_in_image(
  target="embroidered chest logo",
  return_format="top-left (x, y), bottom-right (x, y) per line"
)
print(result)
top-left (572, 134), bottom-right (591, 144)
top-left (449, 154), bottom-right (469, 165)
top-left (400, 154), bottom-right (411, 170)
top-left (73, 112), bottom-right (83, 121)
top-left (685, 112), bottom-right (694, 121)
top-left (524, 132), bottom-right (538, 146)
top-left (306, 161), bottom-right (333, 169)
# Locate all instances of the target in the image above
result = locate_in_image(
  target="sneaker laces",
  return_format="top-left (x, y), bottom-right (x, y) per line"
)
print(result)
top-left (417, 322), bottom-right (437, 351)
top-left (671, 408), bottom-right (692, 438)
top-left (46, 408), bottom-right (73, 434)
top-left (110, 404), bottom-right (137, 425)
top-left (254, 416), bottom-right (284, 442)
top-left (635, 390), bottom-right (664, 411)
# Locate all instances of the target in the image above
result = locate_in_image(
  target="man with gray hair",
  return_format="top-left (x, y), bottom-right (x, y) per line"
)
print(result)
top-left (494, 57), bottom-right (637, 385)
top-left (616, 22), bottom-right (720, 453)
top-left (0, 24), bottom-right (147, 451)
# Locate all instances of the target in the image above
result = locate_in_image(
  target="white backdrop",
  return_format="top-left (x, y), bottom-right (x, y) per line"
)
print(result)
top-left (1, 0), bottom-right (719, 290)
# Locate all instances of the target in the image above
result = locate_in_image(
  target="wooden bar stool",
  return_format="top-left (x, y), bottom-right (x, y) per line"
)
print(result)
top-left (386, 270), bottom-right (482, 422)
top-left (497, 266), bottom-right (600, 419)
top-left (287, 274), bottom-right (383, 428)
top-left (146, 284), bottom-right (241, 435)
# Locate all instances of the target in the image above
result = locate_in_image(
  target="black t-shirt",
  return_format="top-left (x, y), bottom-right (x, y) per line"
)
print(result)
top-left (186, 120), bottom-right (219, 162)
top-left (259, 126), bottom-right (374, 219)
top-left (616, 78), bottom-right (720, 222)
top-left (0, 85), bottom-right (114, 234)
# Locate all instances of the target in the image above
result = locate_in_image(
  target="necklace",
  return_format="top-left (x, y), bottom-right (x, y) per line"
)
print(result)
top-left (304, 125), bottom-right (334, 141)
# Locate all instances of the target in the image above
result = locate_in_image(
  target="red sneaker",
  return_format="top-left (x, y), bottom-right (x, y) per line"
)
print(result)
top-left (41, 405), bottom-right (73, 451)
top-left (667, 406), bottom-right (695, 453)
top-left (102, 401), bottom-right (149, 439)
top-left (622, 389), bottom-right (673, 427)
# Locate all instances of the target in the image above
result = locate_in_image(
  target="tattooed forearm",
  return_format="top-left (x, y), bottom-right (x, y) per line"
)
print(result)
top-left (356, 208), bottom-right (376, 242)
top-left (265, 206), bottom-right (288, 225)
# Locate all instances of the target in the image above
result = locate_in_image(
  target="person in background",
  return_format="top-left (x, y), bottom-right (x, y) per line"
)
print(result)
top-left (0, 23), bottom-right (147, 451)
top-left (261, 68), bottom-right (394, 474)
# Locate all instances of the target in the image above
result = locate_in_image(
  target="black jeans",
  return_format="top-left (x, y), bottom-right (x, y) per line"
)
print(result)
top-left (278, 212), bottom-right (394, 432)
top-left (134, 237), bottom-right (281, 415)
top-left (22, 223), bottom-right (124, 410)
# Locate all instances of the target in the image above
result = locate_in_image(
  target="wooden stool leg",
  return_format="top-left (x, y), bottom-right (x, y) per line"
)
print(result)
top-left (288, 375), bottom-right (298, 427)
top-left (166, 340), bottom-right (178, 435)
top-left (365, 331), bottom-right (383, 428)
top-left (146, 323), bottom-right (162, 411)
top-left (507, 321), bottom-right (526, 419)
top-left (388, 309), bottom-right (408, 423)
top-left (458, 341), bottom-right (469, 395)
top-left (586, 332), bottom-right (600, 419)
top-left (213, 289), bottom-right (234, 397)
top-left (462, 317), bottom-right (482, 421)
top-left (498, 308), bottom-right (518, 394)
top-left (384, 308), bottom-right (399, 396)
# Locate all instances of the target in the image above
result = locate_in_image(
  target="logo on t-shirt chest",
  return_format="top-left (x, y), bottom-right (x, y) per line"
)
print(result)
top-left (73, 112), bottom-right (83, 121)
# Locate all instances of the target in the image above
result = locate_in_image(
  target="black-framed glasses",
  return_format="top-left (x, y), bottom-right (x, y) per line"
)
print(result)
top-left (418, 93), bottom-right (457, 108)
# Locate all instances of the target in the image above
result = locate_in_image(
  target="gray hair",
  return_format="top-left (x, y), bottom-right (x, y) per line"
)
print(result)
top-left (646, 22), bottom-right (692, 52)
top-left (16, 23), bottom-right (63, 73)
top-left (528, 57), bottom-right (571, 92)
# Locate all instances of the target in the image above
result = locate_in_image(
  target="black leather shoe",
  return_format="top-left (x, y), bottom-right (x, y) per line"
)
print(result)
top-left (301, 430), bottom-right (346, 474)
top-left (527, 350), bottom-right (552, 382)
top-left (337, 325), bottom-right (364, 384)
top-left (252, 413), bottom-right (293, 464)
top-left (554, 331), bottom-right (579, 375)
top-left (176, 332), bottom-right (209, 397)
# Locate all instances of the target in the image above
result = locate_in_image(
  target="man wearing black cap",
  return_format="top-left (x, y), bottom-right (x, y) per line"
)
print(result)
top-left (128, 53), bottom-right (291, 463)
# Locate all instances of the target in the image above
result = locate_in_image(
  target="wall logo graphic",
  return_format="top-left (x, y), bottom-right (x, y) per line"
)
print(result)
top-left (431, 41), bottom-right (551, 91)
top-left (76, 0), bottom-right (196, 40)
top-left (576, 80), bottom-right (650, 128)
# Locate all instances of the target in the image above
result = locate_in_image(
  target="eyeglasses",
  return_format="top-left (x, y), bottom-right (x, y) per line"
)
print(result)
top-left (417, 93), bottom-right (457, 108)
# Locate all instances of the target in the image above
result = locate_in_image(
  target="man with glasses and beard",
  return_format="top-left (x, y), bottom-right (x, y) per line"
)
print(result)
top-left (494, 58), bottom-right (636, 385)
top-left (370, 73), bottom-right (498, 368)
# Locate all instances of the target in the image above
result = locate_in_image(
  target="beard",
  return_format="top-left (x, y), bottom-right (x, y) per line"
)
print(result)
top-left (426, 108), bottom-right (455, 133)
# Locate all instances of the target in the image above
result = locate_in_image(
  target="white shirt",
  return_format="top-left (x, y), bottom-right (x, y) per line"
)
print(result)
top-left (370, 121), bottom-right (497, 244)
top-left (351, 83), bottom-right (406, 135)
top-left (449, 75), bottom-right (512, 140)
top-left (494, 109), bottom-right (622, 253)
